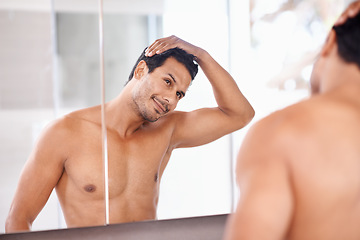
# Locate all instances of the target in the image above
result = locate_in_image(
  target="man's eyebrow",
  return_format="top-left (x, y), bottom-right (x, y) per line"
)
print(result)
top-left (168, 73), bottom-right (185, 97)
top-left (168, 73), bottom-right (176, 83)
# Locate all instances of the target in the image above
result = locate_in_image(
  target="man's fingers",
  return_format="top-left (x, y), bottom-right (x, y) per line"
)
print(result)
top-left (147, 43), bottom-right (168, 57)
top-left (335, 0), bottom-right (360, 26)
top-left (146, 41), bottom-right (166, 56)
top-left (145, 35), bottom-right (180, 57)
top-left (145, 41), bottom-right (161, 56)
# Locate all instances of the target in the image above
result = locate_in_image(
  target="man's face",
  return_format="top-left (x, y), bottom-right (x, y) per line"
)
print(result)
top-left (132, 57), bottom-right (192, 122)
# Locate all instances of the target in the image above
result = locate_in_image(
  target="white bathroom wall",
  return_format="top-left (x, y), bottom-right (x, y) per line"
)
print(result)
top-left (0, 9), bottom-right (61, 232)
top-left (157, 0), bottom-right (237, 219)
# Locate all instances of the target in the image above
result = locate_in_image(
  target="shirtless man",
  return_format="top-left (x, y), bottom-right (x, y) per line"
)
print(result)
top-left (223, 2), bottom-right (360, 240)
top-left (5, 36), bottom-right (254, 232)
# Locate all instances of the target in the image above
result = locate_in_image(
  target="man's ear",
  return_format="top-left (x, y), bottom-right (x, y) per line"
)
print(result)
top-left (320, 29), bottom-right (337, 57)
top-left (134, 60), bottom-right (148, 80)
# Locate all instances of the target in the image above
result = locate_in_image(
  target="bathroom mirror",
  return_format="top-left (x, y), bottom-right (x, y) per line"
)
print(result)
top-left (0, 0), bottom-right (350, 234)
top-left (0, 0), bottom-right (105, 231)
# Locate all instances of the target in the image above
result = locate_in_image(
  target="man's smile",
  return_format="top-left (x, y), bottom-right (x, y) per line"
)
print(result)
top-left (152, 97), bottom-right (168, 114)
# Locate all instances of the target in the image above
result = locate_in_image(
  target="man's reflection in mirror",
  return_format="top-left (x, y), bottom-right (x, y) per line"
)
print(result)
top-left (5, 36), bottom-right (254, 233)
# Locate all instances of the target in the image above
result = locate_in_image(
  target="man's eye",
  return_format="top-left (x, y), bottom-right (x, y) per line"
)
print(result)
top-left (176, 92), bottom-right (182, 99)
top-left (165, 79), bottom-right (171, 85)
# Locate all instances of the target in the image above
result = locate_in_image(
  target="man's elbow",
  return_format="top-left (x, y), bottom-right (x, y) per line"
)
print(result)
top-left (237, 105), bottom-right (255, 129)
top-left (219, 104), bottom-right (255, 131)
top-left (245, 105), bottom-right (255, 123)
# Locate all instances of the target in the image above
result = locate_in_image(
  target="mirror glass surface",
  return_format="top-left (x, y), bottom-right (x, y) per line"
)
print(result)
top-left (0, 0), bottom-right (103, 231)
top-left (0, 0), bottom-right (351, 233)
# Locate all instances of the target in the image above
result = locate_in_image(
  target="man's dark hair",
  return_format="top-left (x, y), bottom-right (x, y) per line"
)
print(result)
top-left (333, 12), bottom-right (360, 68)
top-left (127, 47), bottom-right (198, 84)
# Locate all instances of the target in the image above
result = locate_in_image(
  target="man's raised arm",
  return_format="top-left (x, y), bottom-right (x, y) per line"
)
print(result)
top-left (146, 35), bottom-right (255, 148)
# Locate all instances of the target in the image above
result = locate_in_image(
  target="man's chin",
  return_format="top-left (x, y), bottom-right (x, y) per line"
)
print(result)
top-left (146, 118), bottom-right (159, 123)
top-left (143, 115), bottom-right (161, 123)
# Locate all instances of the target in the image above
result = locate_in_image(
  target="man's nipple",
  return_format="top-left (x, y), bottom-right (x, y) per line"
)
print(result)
top-left (84, 184), bottom-right (97, 193)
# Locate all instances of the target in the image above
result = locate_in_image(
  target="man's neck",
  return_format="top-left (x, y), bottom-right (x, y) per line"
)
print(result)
top-left (320, 51), bottom-right (360, 93)
top-left (104, 88), bottom-right (147, 138)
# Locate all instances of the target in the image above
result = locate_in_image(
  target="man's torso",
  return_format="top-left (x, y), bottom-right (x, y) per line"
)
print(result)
top-left (54, 107), bottom-right (176, 227)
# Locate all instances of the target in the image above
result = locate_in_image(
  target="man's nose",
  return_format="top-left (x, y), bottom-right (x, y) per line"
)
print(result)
top-left (163, 94), bottom-right (177, 108)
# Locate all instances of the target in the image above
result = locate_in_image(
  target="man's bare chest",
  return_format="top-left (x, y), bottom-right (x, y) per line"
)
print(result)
top-left (62, 129), bottom-right (173, 198)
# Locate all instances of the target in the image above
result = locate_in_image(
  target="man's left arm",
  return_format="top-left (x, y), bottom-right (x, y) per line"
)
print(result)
top-left (146, 35), bottom-right (255, 148)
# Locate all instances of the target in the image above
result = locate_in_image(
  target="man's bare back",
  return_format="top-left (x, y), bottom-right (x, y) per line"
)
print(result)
top-left (278, 84), bottom-right (360, 239)
top-left (223, 85), bottom-right (360, 240)
top-left (223, 3), bottom-right (360, 240)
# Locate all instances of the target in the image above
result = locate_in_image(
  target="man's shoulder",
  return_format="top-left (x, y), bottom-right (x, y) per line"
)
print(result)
top-left (250, 96), bottom-right (324, 144)
top-left (238, 98), bottom-right (321, 168)
top-left (273, 92), bottom-right (359, 128)
top-left (263, 95), bottom-right (324, 127)
top-left (43, 106), bottom-right (100, 136)
top-left (65, 105), bottom-right (100, 119)
top-left (63, 106), bottom-right (101, 127)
